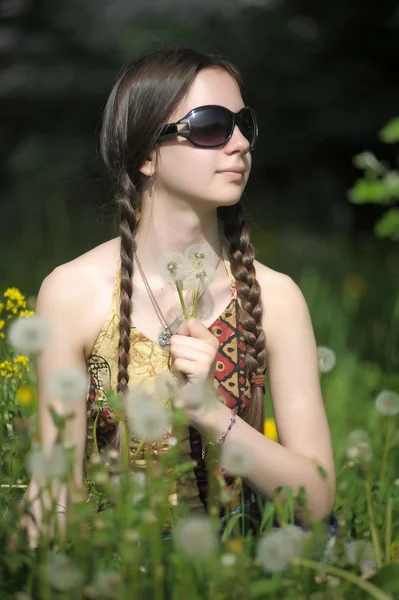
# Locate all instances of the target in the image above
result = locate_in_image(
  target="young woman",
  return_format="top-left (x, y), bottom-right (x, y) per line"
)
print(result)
top-left (25, 47), bottom-right (336, 543)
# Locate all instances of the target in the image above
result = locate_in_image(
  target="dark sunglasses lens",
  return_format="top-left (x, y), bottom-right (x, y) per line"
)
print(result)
top-left (189, 108), bottom-right (232, 147)
top-left (238, 108), bottom-right (256, 146)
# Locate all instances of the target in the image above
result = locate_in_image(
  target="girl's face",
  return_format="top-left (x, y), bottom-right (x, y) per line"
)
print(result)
top-left (151, 68), bottom-right (252, 209)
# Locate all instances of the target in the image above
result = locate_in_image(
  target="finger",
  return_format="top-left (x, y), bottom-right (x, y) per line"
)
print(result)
top-left (176, 318), bottom-right (219, 349)
top-left (171, 344), bottom-right (210, 363)
top-left (171, 358), bottom-right (204, 378)
top-left (170, 337), bottom-right (216, 358)
top-left (177, 318), bottom-right (218, 344)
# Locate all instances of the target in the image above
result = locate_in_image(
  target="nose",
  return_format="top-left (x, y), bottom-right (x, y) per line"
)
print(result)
top-left (225, 124), bottom-right (251, 154)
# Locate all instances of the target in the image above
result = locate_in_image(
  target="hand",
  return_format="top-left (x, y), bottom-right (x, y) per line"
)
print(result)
top-left (169, 318), bottom-right (220, 417)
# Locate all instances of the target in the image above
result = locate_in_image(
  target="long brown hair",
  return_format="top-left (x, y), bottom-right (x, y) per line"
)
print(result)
top-left (100, 46), bottom-right (267, 435)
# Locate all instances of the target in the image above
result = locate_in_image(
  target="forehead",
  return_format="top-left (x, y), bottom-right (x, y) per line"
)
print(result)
top-left (172, 68), bottom-right (244, 119)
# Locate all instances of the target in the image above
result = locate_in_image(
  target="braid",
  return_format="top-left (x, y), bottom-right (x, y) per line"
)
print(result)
top-left (116, 170), bottom-right (139, 398)
top-left (217, 203), bottom-right (267, 434)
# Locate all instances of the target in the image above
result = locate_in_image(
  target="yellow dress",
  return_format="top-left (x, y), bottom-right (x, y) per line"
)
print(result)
top-left (85, 248), bottom-right (252, 513)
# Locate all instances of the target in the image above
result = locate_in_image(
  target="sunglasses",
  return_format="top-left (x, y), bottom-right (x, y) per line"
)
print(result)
top-left (158, 105), bottom-right (258, 150)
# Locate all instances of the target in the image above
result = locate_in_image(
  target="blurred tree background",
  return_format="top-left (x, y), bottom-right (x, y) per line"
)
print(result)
top-left (0, 0), bottom-right (398, 372)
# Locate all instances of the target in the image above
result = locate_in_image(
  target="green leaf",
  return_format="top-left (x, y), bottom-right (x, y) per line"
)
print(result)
top-left (250, 578), bottom-right (282, 598)
top-left (348, 179), bottom-right (396, 205)
top-left (379, 116), bottom-right (399, 144)
top-left (367, 562), bottom-right (399, 594)
top-left (374, 208), bottom-right (399, 241)
top-left (353, 151), bottom-right (386, 174)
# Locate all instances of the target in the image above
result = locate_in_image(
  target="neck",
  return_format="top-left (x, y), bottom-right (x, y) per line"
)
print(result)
top-left (133, 190), bottom-right (226, 275)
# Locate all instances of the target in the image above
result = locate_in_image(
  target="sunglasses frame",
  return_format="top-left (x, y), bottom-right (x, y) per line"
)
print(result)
top-left (158, 105), bottom-right (258, 150)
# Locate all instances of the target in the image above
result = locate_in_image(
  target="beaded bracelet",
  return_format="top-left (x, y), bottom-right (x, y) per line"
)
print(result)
top-left (201, 409), bottom-right (236, 459)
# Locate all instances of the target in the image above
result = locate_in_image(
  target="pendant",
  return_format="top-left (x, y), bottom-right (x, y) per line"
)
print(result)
top-left (158, 326), bottom-right (171, 347)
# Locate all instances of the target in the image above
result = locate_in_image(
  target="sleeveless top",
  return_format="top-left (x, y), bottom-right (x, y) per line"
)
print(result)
top-left (85, 248), bottom-right (252, 514)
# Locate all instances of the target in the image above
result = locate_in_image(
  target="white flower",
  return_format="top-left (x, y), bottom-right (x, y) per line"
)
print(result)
top-left (47, 367), bottom-right (88, 404)
top-left (375, 390), bottom-right (399, 416)
top-left (125, 391), bottom-right (171, 442)
top-left (154, 371), bottom-right (179, 400)
top-left (182, 379), bottom-right (220, 411)
top-left (157, 252), bottom-right (187, 286)
top-left (345, 540), bottom-right (376, 572)
top-left (168, 436), bottom-right (178, 447)
top-left (220, 553), bottom-right (236, 567)
top-left (346, 429), bottom-right (373, 464)
top-left (26, 445), bottom-right (68, 486)
top-left (317, 347), bottom-right (336, 374)
top-left (45, 553), bottom-right (85, 592)
top-left (394, 478), bottom-right (399, 487)
top-left (184, 244), bottom-right (217, 291)
top-left (91, 571), bottom-right (122, 598)
top-left (256, 526), bottom-right (309, 573)
top-left (174, 515), bottom-right (218, 559)
top-left (220, 440), bottom-right (254, 477)
top-left (7, 315), bottom-right (50, 354)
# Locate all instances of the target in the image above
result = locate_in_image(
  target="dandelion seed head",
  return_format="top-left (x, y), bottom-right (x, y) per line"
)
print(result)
top-left (26, 445), bottom-right (67, 486)
top-left (174, 515), bottom-right (218, 560)
top-left (220, 441), bottom-right (254, 477)
top-left (8, 315), bottom-right (50, 355)
top-left (45, 553), bottom-right (85, 592)
top-left (256, 526), bottom-right (309, 573)
top-left (344, 540), bottom-right (376, 572)
top-left (317, 346), bottom-right (336, 374)
top-left (220, 553), bottom-right (236, 567)
top-left (126, 397), bottom-right (171, 442)
top-left (47, 367), bottom-right (87, 404)
top-left (375, 390), bottom-right (399, 416)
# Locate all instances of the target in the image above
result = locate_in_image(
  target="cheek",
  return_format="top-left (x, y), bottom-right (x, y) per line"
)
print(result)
top-left (157, 147), bottom-right (215, 189)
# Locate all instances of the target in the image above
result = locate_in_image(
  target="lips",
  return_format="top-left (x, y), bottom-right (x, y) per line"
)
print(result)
top-left (218, 167), bottom-right (246, 175)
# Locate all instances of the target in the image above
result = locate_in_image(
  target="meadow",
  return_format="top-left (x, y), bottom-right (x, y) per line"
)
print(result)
top-left (0, 224), bottom-right (398, 600)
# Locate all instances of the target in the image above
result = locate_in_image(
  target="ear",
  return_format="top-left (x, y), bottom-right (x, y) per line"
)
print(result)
top-left (139, 148), bottom-right (157, 178)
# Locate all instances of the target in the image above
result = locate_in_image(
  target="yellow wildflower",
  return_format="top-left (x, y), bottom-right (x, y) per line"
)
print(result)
top-left (392, 540), bottom-right (399, 562)
top-left (343, 274), bottom-right (367, 300)
top-left (264, 418), bottom-right (278, 441)
top-left (227, 539), bottom-right (244, 553)
top-left (0, 360), bottom-right (14, 378)
top-left (3, 287), bottom-right (27, 315)
top-left (0, 319), bottom-right (5, 339)
top-left (19, 310), bottom-right (34, 318)
top-left (16, 385), bottom-right (34, 406)
top-left (0, 301), bottom-right (4, 313)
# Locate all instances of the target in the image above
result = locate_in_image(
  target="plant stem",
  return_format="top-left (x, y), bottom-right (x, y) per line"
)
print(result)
top-left (380, 418), bottom-right (392, 483)
top-left (291, 558), bottom-right (391, 600)
top-left (365, 477), bottom-right (383, 569)
top-left (385, 497), bottom-right (392, 564)
top-left (175, 281), bottom-right (188, 319)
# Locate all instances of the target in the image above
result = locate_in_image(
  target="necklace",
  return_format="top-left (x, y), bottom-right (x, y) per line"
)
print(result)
top-left (133, 248), bottom-right (223, 349)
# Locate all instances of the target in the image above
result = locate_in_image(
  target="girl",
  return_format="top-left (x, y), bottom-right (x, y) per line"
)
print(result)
top-left (25, 46), bottom-right (336, 544)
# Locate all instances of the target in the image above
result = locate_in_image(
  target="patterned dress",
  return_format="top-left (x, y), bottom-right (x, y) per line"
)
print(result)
top-left (85, 248), bottom-right (252, 513)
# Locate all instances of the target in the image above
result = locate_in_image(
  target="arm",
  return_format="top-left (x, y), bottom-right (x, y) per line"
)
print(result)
top-left (187, 270), bottom-right (336, 522)
top-left (22, 266), bottom-right (89, 547)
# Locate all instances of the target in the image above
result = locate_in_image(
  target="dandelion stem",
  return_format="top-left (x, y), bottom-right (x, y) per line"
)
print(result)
top-left (380, 418), bottom-right (392, 483)
top-left (290, 558), bottom-right (391, 600)
top-left (92, 406), bottom-right (101, 458)
top-left (175, 281), bottom-right (188, 319)
top-left (385, 497), bottom-right (392, 564)
top-left (365, 477), bottom-right (383, 569)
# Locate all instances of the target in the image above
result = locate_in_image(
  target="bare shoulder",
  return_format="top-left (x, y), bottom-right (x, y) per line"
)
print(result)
top-left (37, 237), bottom-right (120, 358)
top-left (253, 259), bottom-right (311, 343)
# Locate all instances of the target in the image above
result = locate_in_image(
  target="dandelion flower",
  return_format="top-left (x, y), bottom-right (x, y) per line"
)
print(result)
top-left (345, 540), bottom-right (376, 572)
top-left (44, 553), bottom-right (85, 592)
top-left (220, 441), bottom-right (254, 477)
top-left (375, 390), bottom-right (399, 416)
top-left (26, 445), bottom-right (67, 486)
top-left (7, 315), bottom-right (50, 355)
top-left (125, 390), bottom-right (171, 442)
top-left (174, 515), bottom-right (218, 560)
top-left (47, 367), bottom-right (88, 404)
top-left (157, 252), bottom-right (187, 286)
top-left (256, 526), bottom-right (309, 573)
top-left (16, 385), bottom-right (34, 406)
top-left (264, 418), bottom-right (278, 441)
top-left (220, 553), bottom-right (236, 567)
top-left (317, 347), bottom-right (336, 374)
top-left (184, 244), bottom-right (217, 291)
